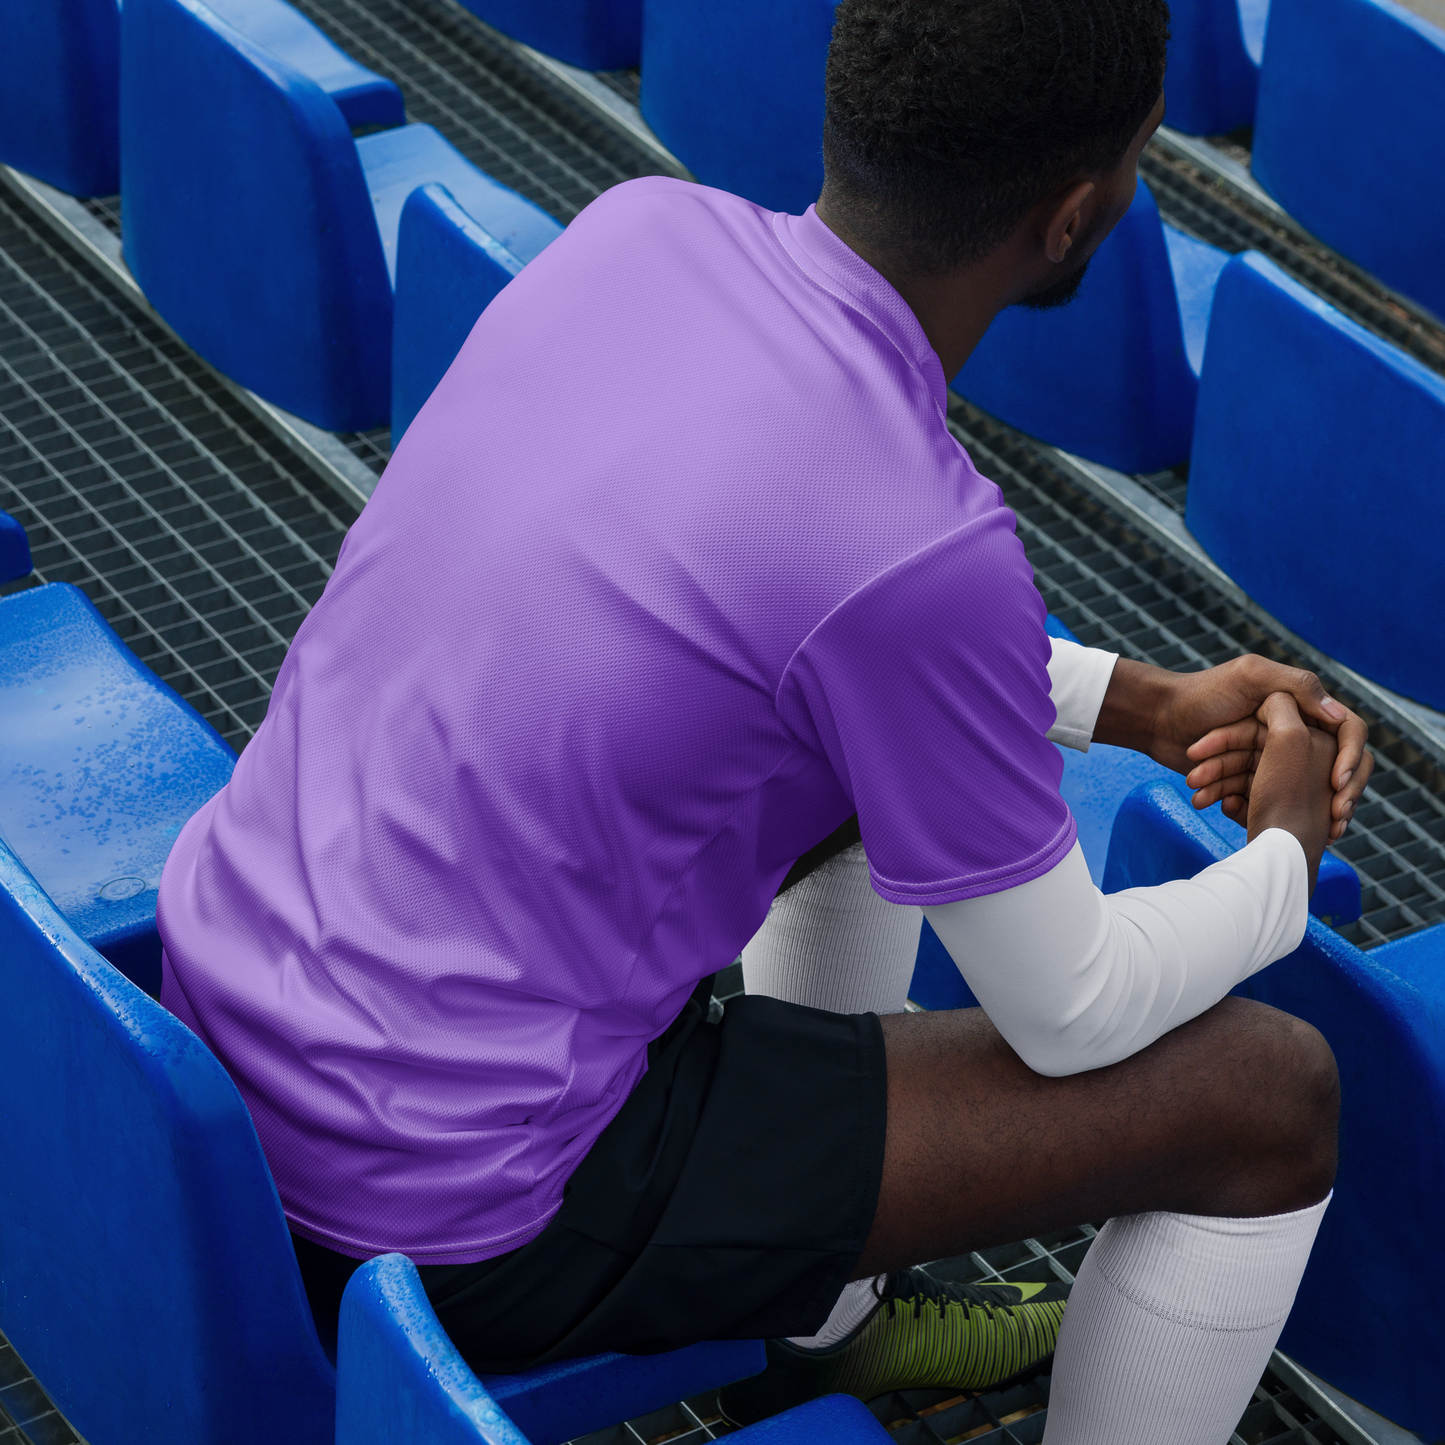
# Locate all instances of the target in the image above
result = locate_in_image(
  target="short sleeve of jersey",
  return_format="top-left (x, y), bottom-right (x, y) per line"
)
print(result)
top-left (776, 508), bottom-right (1076, 905)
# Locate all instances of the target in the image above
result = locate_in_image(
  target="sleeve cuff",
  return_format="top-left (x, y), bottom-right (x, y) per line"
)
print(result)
top-left (1045, 639), bottom-right (1119, 752)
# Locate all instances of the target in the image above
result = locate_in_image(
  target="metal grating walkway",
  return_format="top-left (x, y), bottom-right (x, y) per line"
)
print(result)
top-left (0, 186), bottom-right (358, 752)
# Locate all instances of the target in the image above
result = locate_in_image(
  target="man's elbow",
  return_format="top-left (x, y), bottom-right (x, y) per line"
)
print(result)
top-left (996, 1020), bottom-right (1139, 1079)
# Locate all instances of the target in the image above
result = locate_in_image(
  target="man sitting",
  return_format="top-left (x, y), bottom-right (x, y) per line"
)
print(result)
top-left (158, 1), bottom-right (1372, 1440)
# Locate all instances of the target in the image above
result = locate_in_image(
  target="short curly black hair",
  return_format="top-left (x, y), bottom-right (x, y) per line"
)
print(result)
top-left (823, 0), bottom-right (1170, 274)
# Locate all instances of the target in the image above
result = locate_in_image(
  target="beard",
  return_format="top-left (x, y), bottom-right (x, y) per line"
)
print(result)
top-left (1015, 254), bottom-right (1093, 311)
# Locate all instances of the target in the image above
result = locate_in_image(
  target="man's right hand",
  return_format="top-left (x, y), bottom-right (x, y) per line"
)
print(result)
top-left (1245, 693), bottom-right (1337, 894)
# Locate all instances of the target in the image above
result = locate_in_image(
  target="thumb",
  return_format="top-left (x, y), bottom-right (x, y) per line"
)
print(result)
top-left (1279, 666), bottom-right (1347, 730)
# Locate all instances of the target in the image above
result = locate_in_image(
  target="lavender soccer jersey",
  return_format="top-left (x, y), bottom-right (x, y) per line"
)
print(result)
top-left (158, 179), bottom-right (1074, 1263)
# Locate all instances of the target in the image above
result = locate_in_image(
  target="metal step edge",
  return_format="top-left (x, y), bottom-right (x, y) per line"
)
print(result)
top-left (1041, 443), bottom-right (1445, 768)
top-left (0, 164), bottom-right (380, 515)
top-left (1149, 126), bottom-right (1445, 337)
top-left (1270, 1352), bottom-right (1423, 1445)
top-left (435, 11), bottom-right (692, 183)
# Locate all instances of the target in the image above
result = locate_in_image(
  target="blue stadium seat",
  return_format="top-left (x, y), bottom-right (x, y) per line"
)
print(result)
top-left (0, 0), bottom-right (120, 197)
top-left (391, 182), bottom-right (562, 447)
top-left (337, 1254), bottom-right (879, 1445)
top-left (640, 0), bottom-right (838, 215)
top-left (203, 0), bottom-right (406, 128)
top-left (1104, 780), bottom-right (1445, 1442)
top-left (453, 0), bottom-right (641, 71)
top-left (0, 506), bottom-right (32, 581)
top-left (1252, 0), bottom-right (1445, 323)
top-left (122, 0), bottom-right (557, 432)
top-left (1161, 0), bottom-right (1269, 136)
top-left (953, 181), bottom-right (1230, 474)
top-left (1185, 252), bottom-right (1445, 712)
top-left (907, 614), bottom-right (1359, 1009)
top-left (0, 583), bottom-right (236, 995)
top-left (0, 834), bottom-right (335, 1445)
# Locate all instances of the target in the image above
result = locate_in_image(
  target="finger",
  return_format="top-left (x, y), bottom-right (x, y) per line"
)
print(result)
top-left (1332, 748), bottom-right (1374, 823)
top-left (1222, 794), bottom-right (1249, 825)
top-left (1329, 713), bottom-right (1370, 793)
top-left (1185, 749), bottom-right (1260, 790)
top-left (1186, 719), bottom-right (1263, 763)
top-left (1256, 691), bottom-right (1308, 734)
top-left (1259, 659), bottom-right (1349, 732)
top-left (1191, 773), bottom-right (1253, 810)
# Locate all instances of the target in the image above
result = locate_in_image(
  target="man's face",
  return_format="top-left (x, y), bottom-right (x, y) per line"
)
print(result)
top-left (1012, 90), bottom-right (1166, 313)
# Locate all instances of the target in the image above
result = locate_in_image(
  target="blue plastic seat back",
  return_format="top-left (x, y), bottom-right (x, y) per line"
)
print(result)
top-left (360, 130), bottom-right (562, 289)
top-left (0, 583), bottom-right (237, 994)
top-left (339, 1255), bottom-right (768, 1445)
top-left (1162, 0), bottom-right (1267, 135)
top-left (455, 0), bottom-right (642, 71)
top-left (640, 0), bottom-right (839, 214)
top-left (953, 181), bottom-right (1228, 474)
top-left (0, 0), bottom-right (120, 196)
top-left (122, 0), bottom-right (395, 431)
top-left (479, 1339), bottom-right (766, 1445)
top-left (203, 0), bottom-right (405, 129)
top-left (0, 839), bottom-right (334, 1445)
top-left (1103, 779), bottom-right (1445, 1441)
top-left (390, 182), bottom-right (563, 446)
top-left (1185, 251), bottom-right (1445, 711)
top-left (0, 506), bottom-right (32, 581)
top-left (1252, 0), bottom-right (1445, 322)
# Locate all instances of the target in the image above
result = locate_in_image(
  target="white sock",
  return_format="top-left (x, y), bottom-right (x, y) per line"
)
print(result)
top-left (1043, 1193), bottom-right (1332, 1445)
top-left (787, 1275), bottom-right (882, 1350)
top-left (743, 842), bottom-right (923, 1016)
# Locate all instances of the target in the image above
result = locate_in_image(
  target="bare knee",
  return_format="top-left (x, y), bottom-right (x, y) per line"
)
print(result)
top-left (1205, 998), bottom-right (1339, 1213)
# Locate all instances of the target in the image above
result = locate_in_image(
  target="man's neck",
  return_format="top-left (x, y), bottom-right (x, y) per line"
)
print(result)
top-left (813, 198), bottom-right (1017, 382)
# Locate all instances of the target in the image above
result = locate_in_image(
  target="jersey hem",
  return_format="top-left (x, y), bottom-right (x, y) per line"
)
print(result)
top-left (284, 1207), bottom-right (557, 1265)
top-left (869, 814), bottom-right (1078, 906)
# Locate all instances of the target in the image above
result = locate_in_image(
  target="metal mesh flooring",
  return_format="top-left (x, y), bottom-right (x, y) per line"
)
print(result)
top-left (0, 186), bottom-right (359, 752)
top-left (1142, 142), bottom-right (1445, 378)
top-left (949, 396), bottom-right (1445, 951)
top-left (0, 1334), bottom-right (79, 1445)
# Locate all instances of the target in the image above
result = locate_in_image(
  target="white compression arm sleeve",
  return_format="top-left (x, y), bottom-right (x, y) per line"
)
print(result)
top-left (923, 833), bottom-right (1309, 1076)
top-left (1046, 638), bottom-right (1118, 752)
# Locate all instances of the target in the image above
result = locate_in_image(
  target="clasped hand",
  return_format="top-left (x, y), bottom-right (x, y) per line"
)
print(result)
top-left (1095, 654), bottom-right (1373, 850)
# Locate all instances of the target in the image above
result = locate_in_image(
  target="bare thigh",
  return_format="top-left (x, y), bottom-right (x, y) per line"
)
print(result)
top-left (853, 997), bottom-right (1338, 1279)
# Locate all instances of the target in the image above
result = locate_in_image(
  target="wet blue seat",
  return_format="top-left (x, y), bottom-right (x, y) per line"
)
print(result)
top-left (954, 181), bottom-right (1230, 474)
top-left (122, 0), bottom-right (557, 432)
top-left (1105, 779), bottom-right (1445, 1442)
top-left (908, 614), bottom-right (1359, 1009)
top-left (1161, 0), bottom-right (1269, 136)
top-left (0, 0), bottom-right (120, 196)
top-left (640, 0), bottom-right (838, 214)
top-left (338, 1254), bottom-right (877, 1445)
top-left (1252, 0), bottom-right (1445, 323)
top-left (0, 835), bottom-right (335, 1445)
top-left (0, 506), bottom-right (31, 581)
top-left (391, 182), bottom-right (562, 447)
top-left (455, 0), bottom-right (641, 70)
top-left (1186, 252), bottom-right (1445, 712)
top-left (0, 583), bottom-right (236, 995)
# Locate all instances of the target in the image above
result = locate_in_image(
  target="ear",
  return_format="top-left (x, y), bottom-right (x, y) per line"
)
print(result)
top-left (1042, 180), bottom-right (1096, 265)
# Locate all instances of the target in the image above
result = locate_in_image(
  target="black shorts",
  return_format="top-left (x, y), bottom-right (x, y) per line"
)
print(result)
top-left (294, 973), bottom-right (887, 1372)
